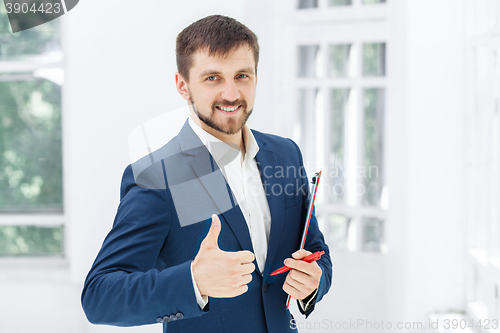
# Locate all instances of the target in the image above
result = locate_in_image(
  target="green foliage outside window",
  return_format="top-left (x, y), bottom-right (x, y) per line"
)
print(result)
top-left (0, 78), bottom-right (63, 211)
top-left (363, 43), bottom-right (386, 77)
top-left (0, 3), bottom-right (60, 60)
top-left (0, 225), bottom-right (62, 255)
top-left (363, 88), bottom-right (384, 207)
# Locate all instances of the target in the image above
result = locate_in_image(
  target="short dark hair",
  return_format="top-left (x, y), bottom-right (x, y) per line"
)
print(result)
top-left (176, 15), bottom-right (259, 82)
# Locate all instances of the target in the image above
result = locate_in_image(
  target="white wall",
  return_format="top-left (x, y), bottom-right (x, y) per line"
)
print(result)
top-left (404, 0), bottom-right (467, 323)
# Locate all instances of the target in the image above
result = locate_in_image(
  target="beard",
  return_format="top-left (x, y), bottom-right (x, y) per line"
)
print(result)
top-left (188, 92), bottom-right (253, 135)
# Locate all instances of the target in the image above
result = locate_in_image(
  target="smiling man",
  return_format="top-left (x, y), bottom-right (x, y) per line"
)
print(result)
top-left (81, 15), bottom-right (332, 333)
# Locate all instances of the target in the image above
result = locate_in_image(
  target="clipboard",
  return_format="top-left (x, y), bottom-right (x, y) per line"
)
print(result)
top-left (286, 170), bottom-right (322, 310)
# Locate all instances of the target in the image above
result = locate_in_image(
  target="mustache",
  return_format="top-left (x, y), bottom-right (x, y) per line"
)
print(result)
top-left (211, 99), bottom-right (247, 109)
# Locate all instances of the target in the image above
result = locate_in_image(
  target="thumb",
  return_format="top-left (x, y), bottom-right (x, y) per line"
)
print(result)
top-left (203, 214), bottom-right (221, 249)
top-left (292, 249), bottom-right (312, 259)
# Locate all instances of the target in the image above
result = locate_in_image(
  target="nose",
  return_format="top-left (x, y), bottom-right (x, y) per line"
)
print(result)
top-left (220, 80), bottom-right (241, 102)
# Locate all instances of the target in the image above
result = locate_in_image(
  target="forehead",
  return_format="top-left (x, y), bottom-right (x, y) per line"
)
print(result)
top-left (190, 45), bottom-right (256, 74)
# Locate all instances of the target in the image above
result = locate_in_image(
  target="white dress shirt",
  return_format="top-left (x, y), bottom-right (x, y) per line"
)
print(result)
top-left (186, 117), bottom-right (316, 312)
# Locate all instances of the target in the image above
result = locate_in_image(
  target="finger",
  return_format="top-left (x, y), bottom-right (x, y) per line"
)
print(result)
top-left (234, 284), bottom-right (249, 297)
top-left (282, 280), bottom-right (301, 299)
top-left (285, 259), bottom-right (321, 278)
top-left (284, 258), bottom-right (308, 271)
top-left (240, 273), bottom-right (252, 285)
top-left (287, 268), bottom-right (309, 285)
top-left (291, 249), bottom-right (312, 259)
top-left (285, 273), bottom-right (306, 291)
top-left (240, 262), bottom-right (255, 275)
top-left (237, 250), bottom-right (255, 263)
top-left (203, 214), bottom-right (221, 249)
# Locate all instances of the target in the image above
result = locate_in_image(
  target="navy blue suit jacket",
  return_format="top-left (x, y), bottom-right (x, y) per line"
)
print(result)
top-left (81, 120), bottom-right (332, 332)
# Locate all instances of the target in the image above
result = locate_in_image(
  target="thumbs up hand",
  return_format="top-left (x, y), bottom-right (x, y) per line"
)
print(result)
top-left (192, 214), bottom-right (255, 298)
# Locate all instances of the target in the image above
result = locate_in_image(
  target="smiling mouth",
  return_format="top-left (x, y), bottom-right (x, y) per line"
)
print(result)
top-left (216, 105), bottom-right (241, 113)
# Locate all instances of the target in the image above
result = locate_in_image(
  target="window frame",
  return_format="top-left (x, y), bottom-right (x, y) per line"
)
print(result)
top-left (0, 16), bottom-right (67, 261)
top-left (464, 0), bottom-right (500, 328)
top-left (293, 0), bottom-right (389, 253)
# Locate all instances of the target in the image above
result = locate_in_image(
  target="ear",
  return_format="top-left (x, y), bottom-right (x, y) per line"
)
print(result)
top-left (175, 72), bottom-right (190, 101)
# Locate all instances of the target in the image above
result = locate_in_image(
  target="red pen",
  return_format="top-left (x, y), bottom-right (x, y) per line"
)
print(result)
top-left (270, 251), bottom-right (324, 276)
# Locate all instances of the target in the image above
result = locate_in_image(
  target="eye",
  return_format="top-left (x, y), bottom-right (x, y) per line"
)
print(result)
top-left (206, 76), bottom-right (218, 81)
top-left (237, 74), bottom-right (248, 79)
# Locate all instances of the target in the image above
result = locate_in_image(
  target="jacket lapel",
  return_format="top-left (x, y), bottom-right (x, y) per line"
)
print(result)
top-left (178, 120), bottom-right (254, 254)
top-left (253, 134), bottom-right (285, 281)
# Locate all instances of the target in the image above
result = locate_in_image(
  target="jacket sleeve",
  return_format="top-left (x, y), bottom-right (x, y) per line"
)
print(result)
top-left (81, 163), bottom-right (209, 326)
top-left (288, 139), bottom-right (333, 319)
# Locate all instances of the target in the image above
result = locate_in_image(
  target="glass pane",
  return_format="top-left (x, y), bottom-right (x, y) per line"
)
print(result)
top-left (327, 214), bottom-right (349, 249)
top-left (295, 88), bottom-right (318, 167)
top-left (298, 45), bottom-right (320, 78)
top-left (362, 88), bottom-right (385, 207)
top-left (362, 217), bottom-right (383, 252)
top-left (329, 0), bottom-right (352, 6)
top-left (298, 0), bottom-right (318, 9)
top-left (362, 0), bottom-right (386, 4)
top-left (0, 76), bottom-right (63, 212)
top-left (0, 5), bottom-right (61, 61)
top-left (328, 44), bottom-right (353, 77)
top-left (0, 225), bottom-right (63, 256)
top-left (329, 89), bottom-right (349, 203)
top-left (363, 43), bottom-right (386, 76)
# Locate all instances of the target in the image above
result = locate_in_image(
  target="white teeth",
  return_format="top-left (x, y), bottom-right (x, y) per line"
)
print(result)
top-left (219, 106), bottom-right (238, 112)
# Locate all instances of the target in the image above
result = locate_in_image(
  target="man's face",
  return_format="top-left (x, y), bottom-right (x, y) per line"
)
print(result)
top-left (179, 45), bottom-right (257, 137)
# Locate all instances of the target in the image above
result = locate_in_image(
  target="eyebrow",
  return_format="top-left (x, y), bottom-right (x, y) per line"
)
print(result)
top-left (198, 67), bottom-right (255, 78)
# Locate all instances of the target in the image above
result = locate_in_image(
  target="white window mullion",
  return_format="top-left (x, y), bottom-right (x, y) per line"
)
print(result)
top-left (0, 215), bottom-right (65, 227)
top-left (345, 81), bottom-right (358, 207)
top-left (352, 0), bottom-right (362, 8)
top-left (0, 61), bottom-right (63, 73)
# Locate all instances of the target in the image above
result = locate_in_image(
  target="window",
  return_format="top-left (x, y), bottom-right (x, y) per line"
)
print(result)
top-left (0, 5), bottom-right (64, 257)
top-left (298, 0), bottom-right (319, 9)
top-left (362, 0), bottom-right (386, 4)
top-left (329, 0), bottom-right (352, 7)
top-left (465, 0), bottom-right (500, 324)
top-left (293, 0), bottom-right (388, 253)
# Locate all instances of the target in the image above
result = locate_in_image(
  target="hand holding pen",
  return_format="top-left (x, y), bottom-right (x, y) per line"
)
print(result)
top-left (271, 250), bottom-right (324, 276)
top-left (279, 249), bottom-right (323, 304)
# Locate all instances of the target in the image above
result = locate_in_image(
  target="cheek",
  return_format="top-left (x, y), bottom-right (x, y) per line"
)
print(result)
top-left (241, 86), bottom-right (256, 102)
top-left (190, 87), bottom-right (214, 105)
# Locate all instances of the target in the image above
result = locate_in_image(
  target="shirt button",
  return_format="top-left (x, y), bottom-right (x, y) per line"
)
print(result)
top-left (176, 312), bottom-right (184, 319)
top-left (170, 314), bottom-right (177, 321)
top-left (163, 315), bottom-right (171, 323)
top-left (156, 317), bottom-right (164, 324)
